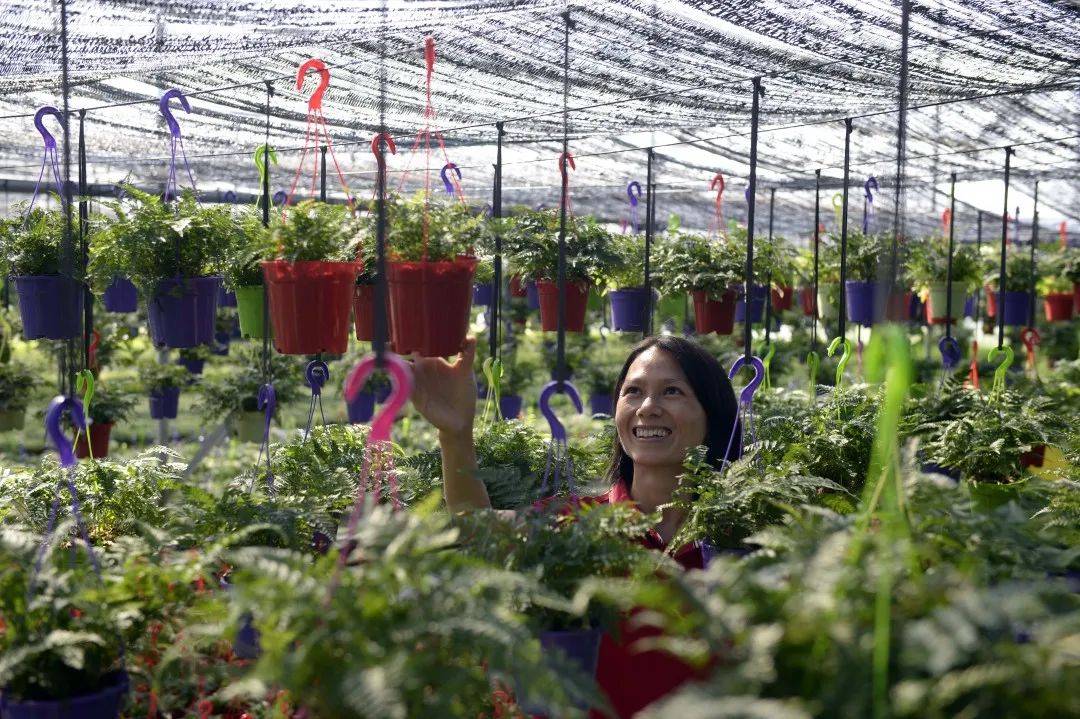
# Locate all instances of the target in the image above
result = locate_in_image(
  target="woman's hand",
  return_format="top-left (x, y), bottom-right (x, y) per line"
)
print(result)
top-left (409, 337), bottom-right (478, 437)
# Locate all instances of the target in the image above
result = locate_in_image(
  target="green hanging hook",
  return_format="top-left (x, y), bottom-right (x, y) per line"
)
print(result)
top-left (988, 345), bottom-right (1013, 395)
top-left (827, 336), bottom-right (853, 389)
top-left (254, 144), bottom-right (278, 197)
top-left (481, 357), bottom-right (503, 424)
top-left (762, 343), bottom-right (776, 390)
top-left (75, 369), bottom-right (94, 416)
top-left (806, 350), bottom-right (820, 397)
top-left (831, 192), bottom-right (844, 230)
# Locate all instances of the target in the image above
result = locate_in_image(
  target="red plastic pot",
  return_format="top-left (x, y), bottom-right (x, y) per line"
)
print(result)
top-left (691, 289), bottom-right (737, 335)
top-left (509, 275), bottom-right (528, 298)
top-left (353, 283), bottom-right (375, 341)
top-left (386, 256), bottom-right (478, 356)
top-left (1020, 444), bottom-right (1046, 469)
top-left (262, 260), bottom-right (360, 355)
top-left (984, 285), bottom-right (997, 318)
top-left (1043, 292), bottom-right (1074, 322)
top-left (74, 422), bottom-right (112, 459)
top-left (1073, 282), bottom-right (1080, 314)
top-left (799, 286), bottom-right (816, 316)
top-left (536, 280), bottom-right (589, 332)
top-left (770, 285), bottom-right (794, 312)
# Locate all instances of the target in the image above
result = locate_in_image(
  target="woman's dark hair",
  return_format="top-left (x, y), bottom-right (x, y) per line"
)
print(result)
top-left (603, 335), bottom-right (740, 489)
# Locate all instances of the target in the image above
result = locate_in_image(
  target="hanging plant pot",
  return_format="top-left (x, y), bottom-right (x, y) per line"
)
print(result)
top-left (771, 285), bottom-right (794, 312)
top-left (352, 283), bottom-right (380, 342)
top-left (608, 287), bottom-right (652, 332)
top-left (472, 282), bottom-right (494, 307)
top-left (374, 382), bottom-right (392, 404)
top-left (1, 671), bottom-right (128, 719)
top-left (799, 286), bottom-right (817, 316)
top-left (14, 275), bottom-right (83, 341)
top-left (963, 294), bottom-right (976, 318)
top-left (988, 290), bottom-right (1031, 326)
top-left (844, 280), bottom-right (877, 327)
top-left (147, 276), bottom-right (221, 349)
top-left (734, 284), bottom-right (767, 325)
top-left (263, 261), bottom-right (359, 355)
top-left (148, 386), bottom-right (181, 420)
top-left (1020, 444), bottom-right (1046, 469)
top-left (656, 293), bottom-right (688, 329)
top-left (589, 392), bottom-right (613, 416)
top-left (519, 629), bottom-right (602, 715)
top-left (235, 411), bottom-right (267, 443)
top-left (0, 408), bottom-right (26, 432)
top-left (346, 390), bottom-right (376, 424)
top-left (387, 256), bottom-right (478, 357)
top-left (212, 330), bottom-right (231, 357)
top-left (102, 277), bottom-right (138, 313)
top-left (509, 275), bottom-right (528, 298)
top-left (984, 285), bottom-right (998, 318)
top-left (924, 283), bottom-right (968, 324)
top-left (176, 357), bottom-right (205, 376)
top-left (537, 280), bottom-right (589, 332)
top-left (217, 286), bottom-right (238, 308)
top-left (499, 394), bottom-right (523, 420)
top-left (691, 289), bottom-right (737, 335)
top-left (1043, 293), bottom-right (1074, 322)
top-left (817, 284), bottom-right (838, 321)
top-left (234, 286), bottom-right (268, 339)
top-left (74, 422), bottom-right (112, 459)
top-left (525, 280), bottom-right (541, 310)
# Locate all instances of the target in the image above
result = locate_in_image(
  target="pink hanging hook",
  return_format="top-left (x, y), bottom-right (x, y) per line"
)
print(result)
top-left (34, 107), bottom-right (64, 150)
top-left (344, 353), bottom-right (413, 443)
top-left (296, 58), bottom-right (330, 112)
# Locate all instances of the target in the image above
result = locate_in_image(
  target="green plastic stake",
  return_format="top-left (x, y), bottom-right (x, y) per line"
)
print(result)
top-left (827, 336), bottom-right (852, 389)
top-left (806, 350), bottom-right (820, 397)
top-left (988, 345), bottom-right (1013, 395)
top-left (762, 344), bottom-right (775, 390)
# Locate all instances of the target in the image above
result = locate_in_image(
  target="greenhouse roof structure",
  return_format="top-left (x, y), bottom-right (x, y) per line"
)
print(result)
top-left (0, 0), bottom-right (1077, 240)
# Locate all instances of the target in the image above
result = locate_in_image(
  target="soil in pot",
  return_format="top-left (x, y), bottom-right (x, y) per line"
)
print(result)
top-left (234, 285), bottom-right (268, 339)
top-left (14, 275), bottom-right (83, 341)
top-left (536, 280), bottom-right (589, 333)
top-left (386, 257), bottom-right (478, 356)
top-left (263, 261), bottom-right (359, 355)
top-left (74, 423), bottom-right (112, 459)
top-left (146, 276), bottom-right (221, 348)
top-left (691, 289), bottom-right (737, 335)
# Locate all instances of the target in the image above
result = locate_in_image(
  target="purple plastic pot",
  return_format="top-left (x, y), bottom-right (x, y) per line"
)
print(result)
top-left (374, 382), bottom-right (392, 404)
top-left (845, 280), bottom-right (877, 327)
top-left (734, 284), bottom-right (767, 324)
top-left (472, 282), bottom-right (494, 307)
top-left (963, 294), bottom-right (976, 319)
top-left (589, 392), bottom-right (613, 416)
top-left (347, 390), bottom-right (376, 424)
top-left (525, 280), bottom-right (541, 310)
top-left (1, 671), bottom-right (128, 719)
top-left (994, 290), bottom-right (1032, 327)
top-left (608, 287), bottom-right (651, 332)
top-left (146, 276), bottom-right (221, 348)
top-left (177, 357), bottom-right (205, 376)
top-left (218, 286), bottom-right (238, 308)
top-left (499, 394), bottom-right (523, 419)
top-left (13, 275), bottom-right (83, 340)
top-left (102, 277), bottom-right (138, 313)
top-left (149, 386), bottom-right (181, 420)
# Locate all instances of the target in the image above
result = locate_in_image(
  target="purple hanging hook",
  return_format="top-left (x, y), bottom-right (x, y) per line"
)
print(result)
top-left (538, 380), bottom-right (583, 442)
top-left (306, 360), bottom-right (329, 397)
top-left (34, 107), bottom-right (64, 150)
top-left (45, 395), bottom-right (86, 469)
top-left (938, 336), bottom-right (961, 369)
top-left (159, 88), bottom-right (191, 138)
top-left (440, 162), bottom-right (462, 196)
top-left (727, 355), bottom-right (765, 405)
top-left (627, 181), bottom-right (642, 207)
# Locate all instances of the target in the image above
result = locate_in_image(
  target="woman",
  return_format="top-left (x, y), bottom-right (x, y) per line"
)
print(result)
top-left (411, 334), bottom-right (740, 717)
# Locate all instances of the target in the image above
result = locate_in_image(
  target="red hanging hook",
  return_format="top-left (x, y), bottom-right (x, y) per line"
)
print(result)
top-left (296, 58), bottom-right (330, 112)
top-left (1060, 221), bottom-right (1067, 249)
top-left (424, 35), bottom-right (436, 77)
top-left (1020, 327), bottom-right (1040, 369)
top-left (370, 132), bottom-right (397, 169)
top-left (968, 339), bottom-right (980, 389)
top-left (941, 208), bottom-right (952, 236)
top-left (558, 152), bottom-right (576, 183)
top-left (710, 172), bottom-right (725, 198)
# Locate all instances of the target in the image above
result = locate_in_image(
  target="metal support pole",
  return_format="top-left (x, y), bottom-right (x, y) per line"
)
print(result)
top-left (744, 76), bottom-right (764, 362)
top-left (490, 122), bottom-right (505, 361)
top-left (1028, 180), bottom-right (1039, 328)
top-left (997, 147), bottom-right (1014, 350)
top-left (643, 147), bottom-right (655, 337)
top-left (764, 186), bottom-right (775, 345)
top-left (974, 211), bottom-right (983, 323)
top-left (555, 9), bottom-right (573, 384)
top-left (320, 146), bottom-right (327, 202)
top-left (78, 110), bottom-right (92, 371)
top-left (373, 11), bottom-right (389, 366)
top-left (889, 0), bottom-right (912, 302)
top-left (261, 81), bottom-right (273, 382)
top-left (812, 169), bottom-right (821, 350)
top-left (945, 172), bottom-right (956, 339)
top-left (839, 118), bottom-right (853, 340)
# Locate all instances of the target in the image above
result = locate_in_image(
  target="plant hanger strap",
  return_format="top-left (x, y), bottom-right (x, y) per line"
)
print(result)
top-left (254, 382), bottom-right (276, 493)
top-left (284, 58), bottom-right (354, 210)
top-left (627, 180), bottom-right (642, 234)
top-left (537, 379), bottom-right (583, 498)
top-left (160, 88), bottom-right (198, 201)
top-left (862, 175), bottom-right (878, 233)
top-left (27, 106), bottom-right (68, 217)
top-left (709, 172), bottom-right (726, 239)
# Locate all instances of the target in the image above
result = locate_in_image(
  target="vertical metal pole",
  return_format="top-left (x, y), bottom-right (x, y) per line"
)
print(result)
top-left (839, 118), bottom-right (853, 341)
top-left (643, 148), bottom-right (655, 337)
top-left (59, 0), bottom-right (75, 397)
top-left (764, 186), bottom-right (775, 344)
top-left (1028, 181), bottom-right (1038, 329)
top-left (373, 1), bottom-right (389, 364)
top-left (812, 169), bottom-right (821, 350)
top-left (490, 122), bottom-right (505, 362)
top-left (78, 110), bottom-right (92, 371)
top-left (320, 146), bottom-right (328, 202)
top-left (889, 0), bottom-right (912, 304)
top-left (945, 172), bottom-right (956, 339)
top-left (261, 81), bottom-right (273, 383)
top-left (555, 10), bottom-right (572, 384)
top-left (743, 76), bottom-right (764, 362)
top-left (997, 147), bottom-right (1014, 350)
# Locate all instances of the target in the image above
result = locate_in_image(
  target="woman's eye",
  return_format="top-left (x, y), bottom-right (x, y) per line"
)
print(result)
top-left (664, 386), bottom-right (683, 396)
top-left (622, 386), bottom-right (641, 396)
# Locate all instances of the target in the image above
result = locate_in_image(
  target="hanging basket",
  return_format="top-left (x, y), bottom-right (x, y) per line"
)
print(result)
top-left (844, 280), bottom-right (877, 327)
top-left (525, 280), bottom-right (541, 310)
top-left (235, 411), bottom-right (266, 443)
top-left (771, 285), bottom-right (794, 312)
top-left (147, 276), bottom-right (221, 349)
top-left (499, 394), bottom-right (523, 420)
top-left (734, 284), bottom-right (768, 324)
top-left (472, 282), bottom-right (494, 307)
top-left (691, 289), bottom-right (737, 335)
top-left (346, 390), bottom-right (376, 424)
top-left (148, 386), bottom-right (181, 420)
top-left (608, 287), bottom-right (652, 332)
top-left (1, 671), bottom-right (128, 719)
top-left (0, 408), bottom-right (26, 432)
top-left (537, 280), bottom-right (589, 332)
top-left (924, 283), bottom-right (968, 324)
top-left (234, 285), bottom-right (268, 339)
top-left (1043, 293), bottom-right (1074, 322)
top-left (217, 286), bottom-right (238, 308)
top-left (74, 422), bottom-right (112, 459)
top-left (386, 256), bottom-right (478, 356)
top-left (798, 286), bottom-right (817, 316)
top-left (102, 277), bottom-right (138, 313)
top-left (262, 261), bottom-right (359, 355)
top-left (988, 290), bottom-right (1031, 327)
top-left (14, 275), bottom-right (83, 341)
top-left (589, 392), bottom-right (613, 416)
top-left (509, 275), bottom-right (528, 298)
top-left (176, 357), bottom-right (205, 376)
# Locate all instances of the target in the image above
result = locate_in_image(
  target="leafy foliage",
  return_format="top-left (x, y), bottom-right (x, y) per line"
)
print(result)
top-left (907, 239), bottom-right (982, 292)
top-left (195, 347), bottom-right (304, 421)
top-left (222, 207), bottom-right (272, 288)
top-left (83, 386), bottom-right (136, 425)
top-left (269, 199), bottom-right (360, 262)
top-left (137, 360), bottom-right (191, 391)
top-left (378, 192), bottom-right (483, 262)
top-left (0, 361), bottom-right (38, 411)
top-left (653, 228), bottom-right (743, 296)
top-left (0, 203), bottom-right (74, 277)
top-left (500, 207), bottom-right (625, 286)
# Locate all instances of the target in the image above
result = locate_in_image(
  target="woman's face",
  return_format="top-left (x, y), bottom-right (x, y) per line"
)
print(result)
top-left (615, 347), bottom-right (708, 472)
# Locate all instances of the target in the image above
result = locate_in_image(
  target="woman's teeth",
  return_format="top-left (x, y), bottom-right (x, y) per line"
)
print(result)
top-left (633, 427), bottom-right (671, 438)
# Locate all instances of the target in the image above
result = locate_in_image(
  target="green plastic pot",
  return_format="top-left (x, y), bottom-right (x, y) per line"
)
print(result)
top-left (0, 408), bottom-right (25, 432)
top-left (235, 285), bottom-right (269, 339)
top-left (966, 476), bottom-right (1028, 512)
top-left (924, 282), bottom-right (967, 324)
top-left (816, 284), bottom-right (838, 320)
top-left (587, 286), bottom-right (605, 312)
top-left (235, 411), bottom-right (267, 443)
top-left (657, 293), bottom-right (688, 328)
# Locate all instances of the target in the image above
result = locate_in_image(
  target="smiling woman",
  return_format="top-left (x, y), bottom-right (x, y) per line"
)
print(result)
top-left (409, 333), bottom-right (741, 718)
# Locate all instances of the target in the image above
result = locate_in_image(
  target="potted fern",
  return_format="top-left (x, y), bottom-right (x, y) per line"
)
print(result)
top-left (195, 348), bottom-right (302, 442)
top-left (0, 204), bottom-right (84, 340)
top-left (653, 229), bottom-right (743, 335)
top-left (495, 352), bottom-right (541, 420)
top-left (604, 232), bottom-right (653, 332)
top-left (1036, 249), bottom-right (1074, 322)
top-left (350, 225), bottom-right (380, 342)
top-left (0, 360), bottom-right (36, 431)
top-left (263, 200), bottom-right (361, 355)
top-left (89, 187), bottom-right (237, 348)
top-left (175, 345), bottom-right (210, 376)
top-left (985, 253), bottom-right (1035, 326)
top-left (138, 361), bottom-right (190, 420)
top-left (101, 276), bottom-right (138, 313)
top-left (908, 239), bottom-right (982, 324)
top-left (225, 209), bottom-right (272, 340)
top-left (73, 387), bottom-right (135, 459)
